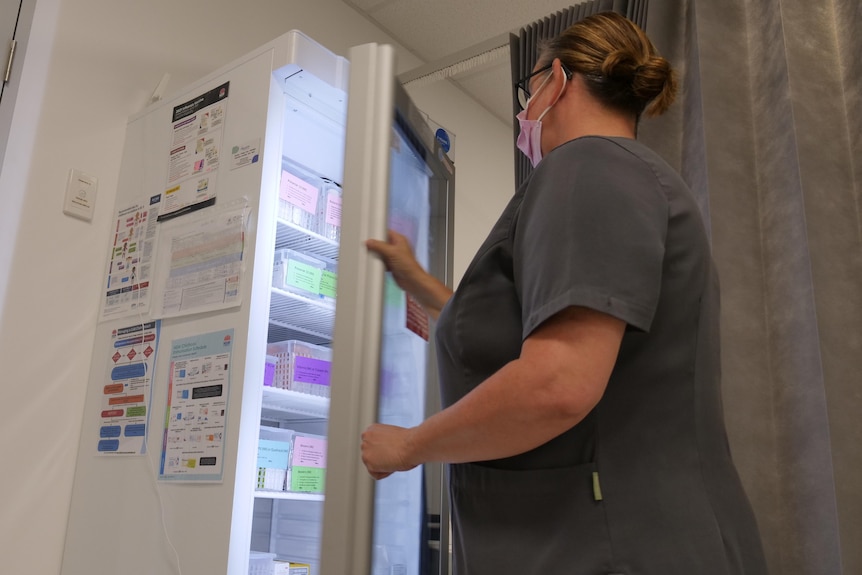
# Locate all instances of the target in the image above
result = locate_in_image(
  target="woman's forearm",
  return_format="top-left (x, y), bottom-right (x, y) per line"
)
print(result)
top-left (409, 272), bottom-right (453, 320)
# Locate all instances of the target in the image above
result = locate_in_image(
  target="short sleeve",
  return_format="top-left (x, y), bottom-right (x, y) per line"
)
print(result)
top-left (513, 137), bottom-right (668, 338)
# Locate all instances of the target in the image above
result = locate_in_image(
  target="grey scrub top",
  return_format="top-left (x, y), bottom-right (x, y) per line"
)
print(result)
top-left (434, 136), bottom-right (768, 575)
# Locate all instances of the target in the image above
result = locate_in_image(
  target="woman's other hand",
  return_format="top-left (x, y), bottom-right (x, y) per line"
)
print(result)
top-left (361, 423), bottom-right (418, 480)
top-left (365, 230), bottom-right (425, 294)
top-left (366, 230), bottom-right (453, 319)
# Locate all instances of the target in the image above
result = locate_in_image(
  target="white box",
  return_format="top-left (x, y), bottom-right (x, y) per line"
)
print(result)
top-left (249, 551), bottom-right (276, 575)
top-left (273, 561), bottom-right (310, 575)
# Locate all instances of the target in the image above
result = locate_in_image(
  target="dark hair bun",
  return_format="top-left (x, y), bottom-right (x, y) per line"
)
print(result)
top-left (633, 56), bottom-right (676, 117)
top-left (600, 48), bottom-right (640, 79)
top-left (598, 50), bottom-right (676, 117)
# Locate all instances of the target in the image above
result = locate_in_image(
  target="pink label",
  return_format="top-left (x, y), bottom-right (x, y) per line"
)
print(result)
top-left (325, 194), bottom-right (342, 227)
top-left (294, 356), bottom-right (331, 386)
top-left (291, 436), bottom-right (327, 468)
top-left (279, 170), bottom-right (318, 213)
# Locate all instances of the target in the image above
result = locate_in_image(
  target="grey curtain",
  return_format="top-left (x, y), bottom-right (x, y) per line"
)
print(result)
top-left (511, 0), bottom-right (862, 573)
top-left (509, 0), bottom-right (649, 188)
top-left (642, 0), bottom-right (861, 573)
top-left (628, 0), bottom-right (862, 572)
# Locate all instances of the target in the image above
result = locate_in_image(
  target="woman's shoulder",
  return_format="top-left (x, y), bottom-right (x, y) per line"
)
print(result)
top-left (540, 136), bottom-right (685, 199)
top-left (548, 136), bottom-right (657, 168)
top-left (532, 136), bottom-right (663, 192)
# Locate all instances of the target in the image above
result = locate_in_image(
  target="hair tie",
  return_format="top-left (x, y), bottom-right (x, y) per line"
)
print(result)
top-left (635, 64), bottom-right (645, 75)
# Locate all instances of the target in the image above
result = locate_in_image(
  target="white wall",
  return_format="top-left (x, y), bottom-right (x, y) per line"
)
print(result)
top-left (0, 0), bottom-right (514, 573)
top-left (406, 81), bottom-right (515, 282)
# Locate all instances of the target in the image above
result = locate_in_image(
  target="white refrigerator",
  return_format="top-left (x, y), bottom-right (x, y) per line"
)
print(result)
top-left (60, 30), bottom-right (455, 575)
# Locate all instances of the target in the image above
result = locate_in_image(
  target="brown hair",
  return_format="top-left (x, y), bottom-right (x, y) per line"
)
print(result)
top-left (539, 12), bottom-right (677, 119)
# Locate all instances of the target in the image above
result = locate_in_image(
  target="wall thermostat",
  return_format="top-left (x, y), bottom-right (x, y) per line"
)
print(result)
top-left (63, 168), bottom-right (98, 221)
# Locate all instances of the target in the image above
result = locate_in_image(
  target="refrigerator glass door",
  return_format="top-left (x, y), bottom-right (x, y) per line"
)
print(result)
top-left (321, 42), bottom-right (453, 575)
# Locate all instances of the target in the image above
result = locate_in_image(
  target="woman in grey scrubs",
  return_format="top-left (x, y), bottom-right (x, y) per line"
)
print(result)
top-left (363, 11), bottom-right (768, 575)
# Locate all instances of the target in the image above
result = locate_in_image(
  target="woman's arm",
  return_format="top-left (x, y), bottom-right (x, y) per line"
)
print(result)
top-left (361, 305), bottom-right (625, 478)
top-left (365, 230), bottom-right (453, 320)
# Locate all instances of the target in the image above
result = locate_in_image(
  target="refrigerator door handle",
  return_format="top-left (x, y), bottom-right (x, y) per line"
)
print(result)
top-left (320, 41), bottom-right (396, 575)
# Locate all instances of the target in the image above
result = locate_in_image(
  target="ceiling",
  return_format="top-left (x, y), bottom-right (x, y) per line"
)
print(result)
top-left (342, 0), bottom-right (588, 126)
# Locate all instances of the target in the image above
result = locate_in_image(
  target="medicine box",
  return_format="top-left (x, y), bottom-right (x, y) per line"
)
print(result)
top-left (317, 179), bottom-right (342, 242)
top-left (263, 355), bottom-right (278, 387)
top-left (257, 427), bottom-right (293, 492)
top-left (318, 258), bottom-right (337, 305)
top-left (288, 432), bottom-right (327, 494)
top-left (272, 249), bottom-right (327, 300)
top-left (279, 161), bottom-right (322, 234)
top-left (248, 551), bottom-right (276, 575)
top-left (273, 561), bottom-right (310, 575)
top-left (266, 340), bottom-right (332, 397)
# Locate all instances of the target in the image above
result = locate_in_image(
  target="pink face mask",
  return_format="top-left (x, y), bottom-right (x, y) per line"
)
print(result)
top-left (516, 70), bottom-right (566, 167)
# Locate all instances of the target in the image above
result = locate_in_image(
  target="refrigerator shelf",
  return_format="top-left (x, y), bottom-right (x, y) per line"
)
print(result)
top-left (262, 386), bottom-right (330, 419)
top-left (267, 321), bottom-right (331, 347)
top-left (254, 490), bottom-right (325, 502)
top-left (268, 288), bottom-right (335, 344)
top-left (275, 219), bottom-right (340, 261)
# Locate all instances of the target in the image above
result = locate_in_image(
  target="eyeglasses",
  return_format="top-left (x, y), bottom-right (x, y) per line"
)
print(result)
top-left (514, 63), bottom-right (573, 110)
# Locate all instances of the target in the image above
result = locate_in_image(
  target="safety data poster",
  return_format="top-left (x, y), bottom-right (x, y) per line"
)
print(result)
top-left (152, 204), bottom-right (246, 319)
top-left (100, 196), bottom-right (161, 320)
top-left (158, 82), bottom-right (229, 222)
top-left (159, 329), bottom-right (233, 482)
top-left (96, 321), bottom-right (161, 455)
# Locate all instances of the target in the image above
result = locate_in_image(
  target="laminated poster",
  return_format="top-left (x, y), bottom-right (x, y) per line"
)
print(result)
top-left (96, 321), bottom-right (161, 456)
top-left (159, 329), bottom-right (233, 482)
top-left (99, 196), bottom-right (161, 320)
top-left (158, 82), bottom-right (229, 222)
top-left (153, 204), bottom-right (246, 319)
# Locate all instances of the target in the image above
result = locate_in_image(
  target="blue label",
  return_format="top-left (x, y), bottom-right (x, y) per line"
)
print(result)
top-left (100, 425), bottom-right (122, 438)
top-left (98, 439), bottom-right (120, 452)
top-left (124, 424), bottom-right (146, 437)
top-left (435, 128), bottom-right (451, 153)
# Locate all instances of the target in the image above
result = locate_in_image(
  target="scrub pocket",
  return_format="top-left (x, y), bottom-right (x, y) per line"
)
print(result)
top-left (449, 462), bottom-right (618, 575)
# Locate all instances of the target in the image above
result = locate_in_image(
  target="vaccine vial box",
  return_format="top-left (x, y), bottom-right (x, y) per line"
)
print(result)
top-left (266, 340), bottom-right (332, 397)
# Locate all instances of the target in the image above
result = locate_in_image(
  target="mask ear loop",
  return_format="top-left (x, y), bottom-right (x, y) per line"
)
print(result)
top-left (537, 64), bottom-right (570, 122)
top-left (523, 68), bottom-right (554, 114)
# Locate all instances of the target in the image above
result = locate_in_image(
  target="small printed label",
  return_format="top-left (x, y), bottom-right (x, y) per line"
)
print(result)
top-left (229, 139), bottom-right (260, 170)
top-left (325, 194), bottom-right (342, 227)
top-left (257, 439), bottom-right (291, 468)
top-left (293, 356), bottom-right (331, 387)
top-left (285, 260), bottom-right (322, 294)
top-left (319, 270), bottom-right (337, 298)
top-left (291, 435), bottom-right (327, 468)
top-left (289, 466), bottom-right (326, 493)
top-left (279, 170), bottom-right (318, 213)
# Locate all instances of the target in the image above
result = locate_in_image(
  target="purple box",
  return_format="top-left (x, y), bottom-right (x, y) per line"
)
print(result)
top-left (263, 356), bottom-right (277, 387)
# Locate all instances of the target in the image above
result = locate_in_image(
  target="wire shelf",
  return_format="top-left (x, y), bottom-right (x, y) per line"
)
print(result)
top-left (268, 288), bottom-right (335, 344)
top-left (253, 490), bottom-right (325, 502)
top-left (275, 219), bottom-right (340, 261)
top-left (261, 386), bottom-right (330, 419)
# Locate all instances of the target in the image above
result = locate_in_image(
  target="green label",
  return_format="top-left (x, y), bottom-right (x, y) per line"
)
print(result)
top-left (384, 274), bottom-right (403, 306)
top-left (286, 260), bottom-right (322, 293)
top-left (319, 270), bottom-right (337, 298)
top-left (125, 406), bottom-right (146, 417)
top-left (290, 466), bottom-right (326, 492)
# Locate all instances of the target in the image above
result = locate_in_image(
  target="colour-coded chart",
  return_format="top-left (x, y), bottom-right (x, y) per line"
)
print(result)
top-left (97, 321), bottom-right (160, 456)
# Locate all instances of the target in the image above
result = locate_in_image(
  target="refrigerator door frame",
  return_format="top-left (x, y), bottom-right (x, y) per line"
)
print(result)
top-left (320, 41), bottom-right (394, 575)
top-left (320, 41), bottom-right (455, 575)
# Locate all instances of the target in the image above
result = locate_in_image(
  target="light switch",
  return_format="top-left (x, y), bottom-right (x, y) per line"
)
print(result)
top-left (63, 169), bottom-right (98, 221)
